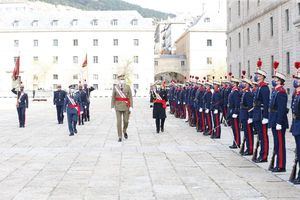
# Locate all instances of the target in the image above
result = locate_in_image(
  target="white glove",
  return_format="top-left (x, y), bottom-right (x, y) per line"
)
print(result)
top-left (214, 110), bottom-right (218, 114)
top-left (199, 108), bottom-right (203, 112)
top-left (178, 101), bottom-right (180, 104)
top-left (129, 107), bottom-right (133, 112)
top-left (247, 118), bottom-right (253, 124)
top-left (205, 109), bottom-right (209, 113)
top-left (183, 102), bottom-right (186, 105)
top-left (262, 118), bottom-right (268, 124)
top-left (80, 111), bottom-right (83, 114)
top-left (111, 108), bottom-right (115, 112)
top-left (84, 106), bottom-right (87, 109)
top-left (232, 114), bottom-right (238, 118)
top-left (276, 124), bottom-right (282, 130)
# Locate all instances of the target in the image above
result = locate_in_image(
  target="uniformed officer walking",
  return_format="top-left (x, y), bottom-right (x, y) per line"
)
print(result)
top-left (111, 72), bottom-right (133, 142)
top-left (53, 84), bottom-right (66, 124)
top-left (12, 84), bottom-right (28, 128)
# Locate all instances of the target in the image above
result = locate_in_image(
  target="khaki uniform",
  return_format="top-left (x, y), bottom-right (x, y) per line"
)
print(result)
top-left (111, 84), bottom-right (133, 138)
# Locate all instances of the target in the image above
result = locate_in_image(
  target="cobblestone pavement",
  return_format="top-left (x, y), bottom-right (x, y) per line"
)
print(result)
top-left (0, 97), bottom-right (299, 200)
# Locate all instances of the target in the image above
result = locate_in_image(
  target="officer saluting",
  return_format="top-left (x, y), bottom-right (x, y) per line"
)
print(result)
top-left (83, 83), bottom-right (95, 121)
top-left (77, 84), bottom-right (88, 126)
top-left (12, 84), bottom-right (28, 128)
top-left (268, 61), bottom-right (288, 172)
top-left (211, 78), bottom-right (222, 139)
top-left (64, 85), bottom-right (82, 136)
top-left (111, 72), bottom-right (133, 142)
top-left (53, 84), bottom-right (66, 124)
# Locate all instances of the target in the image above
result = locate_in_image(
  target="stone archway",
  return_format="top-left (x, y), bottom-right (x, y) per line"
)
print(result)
top-left (154, 72), bottom-right (186, 83)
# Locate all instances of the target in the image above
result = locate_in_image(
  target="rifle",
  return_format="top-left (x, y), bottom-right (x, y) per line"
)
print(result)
top-left (252, 137), bottom-right (259, 161)
top-left (268, 150), bottom-right (275, 171)
top-left (239, 137), bottom-right (246, 155)
top-left (289, 148), bottom-right (298, 182)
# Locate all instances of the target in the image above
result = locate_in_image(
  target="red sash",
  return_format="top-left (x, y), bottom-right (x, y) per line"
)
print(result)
top-left (68, 104), bottom-right (80, 115)
top-left (154, 99), bottom-right (167, 109)
top-left (115, 97), bottom-right (130, 108)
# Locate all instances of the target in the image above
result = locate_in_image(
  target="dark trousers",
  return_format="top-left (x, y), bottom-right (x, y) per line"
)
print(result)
top-left (242, 121), bottom-right (254, 153)
top-left (272, 127), bottom-right (286, 169)
top-left (17, 107), bottom-right (26, 127)
top-left (254, 121), bottom-right (269, 160)
top-left (204, 112), bottom-right (212, 135)
top-left (196, 111), bottom-right (204, 132)
top-left (155, 118), bottom-right (165, 132)
top-left (85, 104), bottom-right (90, 121)
top-left (56, 105), bottom-right (64, 123)
top-left (231, 117), bottom-right (241, 146)
top-left (212, 113), bottom-right (221, 138)
top-left (67, 111), bottom-right (77, 134)
top-left (294, 135), bottom-right (300, 177)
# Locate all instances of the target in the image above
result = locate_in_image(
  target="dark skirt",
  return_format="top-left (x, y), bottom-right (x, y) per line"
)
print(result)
top-left (153, 103), bottom-right (166, 119)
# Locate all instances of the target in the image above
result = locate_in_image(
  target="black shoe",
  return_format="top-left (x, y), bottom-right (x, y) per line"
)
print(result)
top-left (69, 133), bottom-right (74, 136)
top-left (272, 167), bottom-right (286, 173)
top-left (156, 130), bottom-right (159, 134)
top-left (74, 129), bottom-right (77, 134)
top-left (254, 158), bottom-right (268, 163)
top-left (293, 178), bottom-right (300, 184)
top-left (242, 151), bottom-right (253, 156)
top-left (118, 138), bottom-right (122, 142)
top-left (161, 128), bottom-right (164, 132)
top-left (229, 144), bottom-right (237, 149)
top-left (124, 133), bottom-right (128, 139)
top-left (88, 118), bottom-right (90, 121)
top-left (210, 134), bottom-right (215, 139)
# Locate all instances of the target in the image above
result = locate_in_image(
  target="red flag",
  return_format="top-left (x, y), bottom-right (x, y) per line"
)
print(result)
top-left (13, 56), bottom-right (20, 79)
top-left (82, 54), bottom-right (87, 68)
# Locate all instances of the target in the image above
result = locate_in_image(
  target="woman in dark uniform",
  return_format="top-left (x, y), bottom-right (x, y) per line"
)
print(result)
top-left (150, 81), bottom-right (168, 133)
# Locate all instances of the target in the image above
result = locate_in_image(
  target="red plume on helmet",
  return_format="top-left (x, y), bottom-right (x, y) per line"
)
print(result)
top-left (273, 61), bottom-right (279, 71)
top-left (203, 77), bottom-right (206, 80)
top-left (294, 62), bottom-right (300, 69)
top-left (242, 70), bottom-right (246, 76)
top-left (228, 72), bottom-right (232, 77)
top-left (224, 76), bottom-right (227, 79)
top-left (212, 76), bottom-right (215, 80)
top-left (257, 58), bottom-right (262, 69)
top-left (195, 76), bottom-right (199, 80)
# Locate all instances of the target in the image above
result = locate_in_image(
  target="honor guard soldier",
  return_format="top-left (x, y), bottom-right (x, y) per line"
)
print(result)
top-left (240, 75), bottom-right (254, 155)
top-left (195, 80), bottom-right (205, 132)
top-left (150, 81), bottom-right (168, 133)
top-left (83, 83), bottom-right (95, 121)
top-left (211, 78), bottom-right (222, 139)
top-left (223, 75), bottom-right (232, 126)
top-left (252, 59), bottom-right (270, 163)
top-left (111, 72), bottom-right (133, 142)
top-left (180, 84), bottom-right (187, 119)
top-left (290, 62), bottom-right (300, 184)
top-left (64, 85), bottom-right (83, 136)
top-left (268, 62), bottom-right (288, 172)
top-left (77, 84), bottom-right (88, 125)
top-left (203, 81), bottom-right (213, 136)
top-left (53, 84), bottom-right (66, 124)
top-left (168, 81), bottom-right (176, 114)
top-left (228, 75), bottom-right (241, 148)
top-left (12, 84), bottom-right (29, 128)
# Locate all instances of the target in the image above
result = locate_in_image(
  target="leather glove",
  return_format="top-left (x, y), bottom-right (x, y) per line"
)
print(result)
top-left (199, 108), bottom-right (203, 112)
top-left (214, 110), bottom-right (218, 114)
top-left (247, 118), bottom-right (253, 124)
top-left (276, 123), bottom-right (282, 130)
top-left (205, 109), bottom-right (209, 113)
top-left (262, 118), bottom-right (268, 124)
top-left (232, 114), bottom-right (238, 118)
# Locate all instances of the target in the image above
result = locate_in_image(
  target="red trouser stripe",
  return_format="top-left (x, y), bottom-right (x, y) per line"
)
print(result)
top-left (201, 112), bottom-right (205, 130)
top-left (262, 124), bottom-right (268, 160)
top-left (216, 113), bottom-right (220, 137)
top-left (234, 118), bottom-right (240, 145)
top-left (247, 123), bottom-right (253, 152)
top-left (278, 130), bottom-right (283, 168)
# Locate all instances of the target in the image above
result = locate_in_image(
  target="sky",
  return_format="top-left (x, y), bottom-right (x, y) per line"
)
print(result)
top-left (123, 0), bottom-right (205, 15)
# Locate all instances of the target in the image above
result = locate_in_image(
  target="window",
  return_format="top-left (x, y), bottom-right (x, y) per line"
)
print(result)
top-left (229, 8), bottom-right (231, 22)
top-left (113, 39), bottom-right (119, 46)
top-left (285, 9), bottom-right (290, 31)
top-left (53, 74), bottom-right (58, 80)
top-left (298, 3), bottom-right (300, 15)
top-left (207, 57), bottom-right (212, 65)
top-left (31, 20), bottom-right (38, 27)
top-left (53, 84), bottom-right (57, 89)
top-left (33, 56), bottom-right (39, 62)
top-left (113, 56), bottom-right (118, 63)
top-left (257, 0), bottom-right (260, 6)
top-left (247, 0), bottom-right (250, 12)
top-left (73, 56), bottom-right (78, 64)
top-left (111, 19), bottom-right (118, 26)
top-left (247, 28), bottom-right (250, 45)
top-left (270, 17), bottom-right (274, 36)
top-left (154, 61), bottom-right (158, 66)
top-left (134, 74), bottom-right (139, 79)
top-left (53, 39), bottom-right (58, 46)
top-left (73, 74), bottom-right (78, 80)
top-left (73, 39), bottom-right (78, 46)
top-left (271, 55), bottom-right (274, 75)
top-left (53, 56), bottom-right (58, 64)
top-left (181, 61), bottom-right (185, 66)
top-left (113, 74), bottom-right (117, 79)
top-left (33, 75), bottom-right (38, 81)
top-left (93, 84), bottom-right (98, 90)
top-left (51, 20), bottom-right (58, 26)
top-left (247, 60), bottom-right (250, 76)
top-left (204, 17), bottom-right (210, 23)
top-left (133, 56), bottom-right (139, 63)
top-left (257, 23), bottom-right (261, 41)
top-left (33, 39), bottom-right (38, 47)
top-left (12, 20), bottom-right (19, 27)
top-left (91, 19), bottom-right (98, 26)
top-left (133, 84), bottom-right (139, 89)
top-left (14, 40), bottom-right (19, 47)
top-left (131, 19), bottom-right (138, 26)
top-left (93, 56), bottom-right (98, 64)
top-left (93, 39), bottom-right (98, 46)
top-left (71, 19), bottom-right (78, 26)
top-left (286, 52), bottom-right (290, 75)
top-left (134, 39), bottom-right (139, 46)
top-left (207, 39), bottom-right (212, 46)
top-left (238, 0), bottom-right (241, 17)
top-left (238, 62), bottom-right (241, 77)
top-left (238, 32), bottom-right (241, 48)
top-left (93, 74), bottom-right (99, 80)
top-left (229, 37), bottom-right (232, 51)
